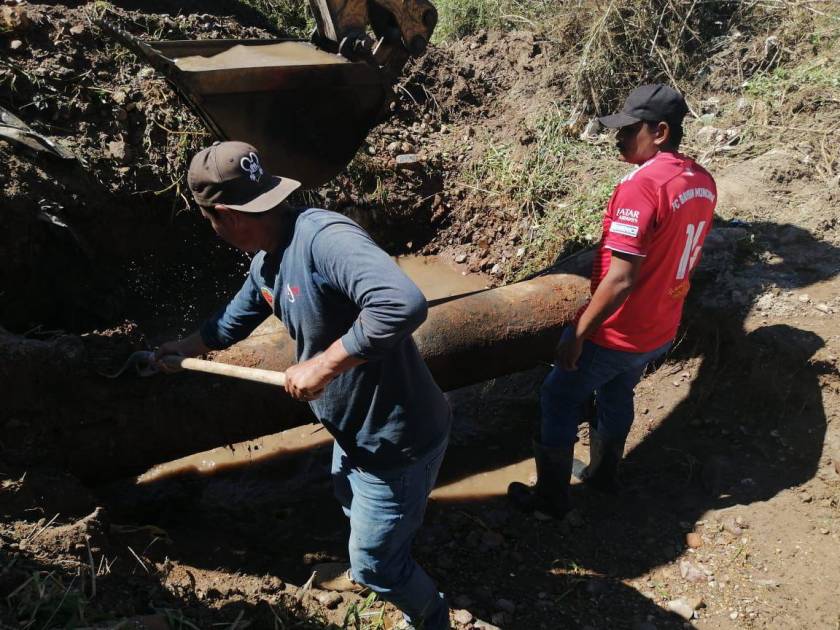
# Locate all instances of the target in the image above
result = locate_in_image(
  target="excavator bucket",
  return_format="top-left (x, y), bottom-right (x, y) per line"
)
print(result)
top-left (100, 21), bottom-right (391, 189)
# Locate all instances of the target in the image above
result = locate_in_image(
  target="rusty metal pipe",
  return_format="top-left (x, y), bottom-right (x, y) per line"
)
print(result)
top-left (215, 272), bottom-right (588, 391)
top-left (63, 272), bottom-right (587, 481)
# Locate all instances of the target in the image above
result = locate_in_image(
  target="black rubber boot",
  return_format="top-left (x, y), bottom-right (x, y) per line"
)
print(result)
top-left (507, 440), bottom-right (574, 518)
top-left (581, 425), bottom-right (625, 494)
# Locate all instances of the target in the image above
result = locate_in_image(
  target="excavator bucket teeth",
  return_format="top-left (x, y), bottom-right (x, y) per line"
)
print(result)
top-left (100, 22), bottom-right (391, 189)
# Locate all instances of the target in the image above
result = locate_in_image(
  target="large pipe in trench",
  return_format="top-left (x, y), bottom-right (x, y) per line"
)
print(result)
top-left (67, 271), bottom-right (588, 480)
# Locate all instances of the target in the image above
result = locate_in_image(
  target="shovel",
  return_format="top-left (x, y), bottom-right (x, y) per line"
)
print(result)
top-left (103, 350), bottom-right (286, 387)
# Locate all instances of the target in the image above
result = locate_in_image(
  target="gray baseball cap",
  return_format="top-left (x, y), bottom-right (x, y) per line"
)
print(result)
top-left (187, 141), bottom-right (301, 213)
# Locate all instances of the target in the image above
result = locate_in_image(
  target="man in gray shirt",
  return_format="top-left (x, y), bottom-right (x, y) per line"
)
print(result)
top-left (157, 141), bottom-right (452, 629)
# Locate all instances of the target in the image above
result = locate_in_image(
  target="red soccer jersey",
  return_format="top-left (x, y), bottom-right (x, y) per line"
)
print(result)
top-left (588, 151), bottom-right (717, 352)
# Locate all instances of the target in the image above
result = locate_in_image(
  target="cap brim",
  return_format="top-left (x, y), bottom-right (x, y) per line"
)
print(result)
top-left (598, 112), bottom-right (642, 129)
top-left (225, 176), bottom-right (302, 213)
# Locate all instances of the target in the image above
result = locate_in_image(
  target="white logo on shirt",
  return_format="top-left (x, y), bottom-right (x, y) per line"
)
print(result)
top-left (616, 208), bottom-right (640, 223)
top-left (610, 222), bottom-right (639, 237)
top-left (286, 283), bottom-right (296, 303)
top-left (671, 187), bottom-right (715, 210)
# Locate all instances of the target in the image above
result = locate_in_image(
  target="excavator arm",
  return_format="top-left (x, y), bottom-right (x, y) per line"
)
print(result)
top-left (98, 1), bottom-right (436, 188)
top-left (309, 0), bottom-right (437, 78)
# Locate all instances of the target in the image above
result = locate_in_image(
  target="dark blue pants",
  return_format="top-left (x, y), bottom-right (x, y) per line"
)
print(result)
top-left (541, 330), bottom-right (671, 447)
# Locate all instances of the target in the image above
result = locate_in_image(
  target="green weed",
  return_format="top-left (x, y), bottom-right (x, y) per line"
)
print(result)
top-left (432, 0), bottom-right (555, 42)
top-left (342, 592), bottom-right (386, 630)
top-left (5, 571), bottom-right (88, 629)
top-left (462, 105), bottom-right (621, 279)
top-left (745, 57), bottom-right (840, 103)
top-left (236, 0), bottom-right (313, 38)
top-left (344, 151), bottom-right (393, 208)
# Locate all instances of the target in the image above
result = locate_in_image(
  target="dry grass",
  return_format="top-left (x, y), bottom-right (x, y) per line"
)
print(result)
top-left (432, 0), bottom-right (557, 42)
top-left (461, 105), bottom-right (624, 279)
top-left (573, 0), bottom-right (739, 116)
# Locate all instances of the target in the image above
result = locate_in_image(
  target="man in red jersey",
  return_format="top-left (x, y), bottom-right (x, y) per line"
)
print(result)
top-left (509, 84), bottom-right (717, 517)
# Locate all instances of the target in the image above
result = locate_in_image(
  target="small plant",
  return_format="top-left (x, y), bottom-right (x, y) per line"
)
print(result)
top-left (237, 0), bottom-right (314, 38)
top-left (6, 571), bottom-right (88, 628)
top-left (342, 592), bottom-right (386, 630)
top-left (432, 0), bottom-right (555, 42)
top-left (462, 105), bottom-right (622, 279)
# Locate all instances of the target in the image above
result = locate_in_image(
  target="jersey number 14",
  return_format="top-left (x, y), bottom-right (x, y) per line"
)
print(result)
top-left (676, 221), bottom-right (706, 280)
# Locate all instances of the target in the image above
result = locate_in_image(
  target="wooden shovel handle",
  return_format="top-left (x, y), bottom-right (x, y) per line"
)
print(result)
top-left (160, 355), bottom-right (286, 388)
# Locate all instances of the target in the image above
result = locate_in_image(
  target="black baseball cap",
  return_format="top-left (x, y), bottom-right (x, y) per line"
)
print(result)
top-left (598, 84), bottom-right (689, 129)
top-left (188, 141), bottom-right (300, 213)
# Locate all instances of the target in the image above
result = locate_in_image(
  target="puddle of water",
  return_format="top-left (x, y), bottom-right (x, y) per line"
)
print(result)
top-left (431, 458), bottom-right (535, 502)
top-left (137, 423), bottom-right (332, 484)
top-left (175, 42), bottom-right (346, 72)
top-left (395, 255), bottom-right (488, 302)
top-left (251, 254), bottom-right (488, 336)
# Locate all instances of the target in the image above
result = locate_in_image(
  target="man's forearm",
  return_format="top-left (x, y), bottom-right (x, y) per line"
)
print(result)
top-left (283, 337), bottom-right (367, 401)
top-left (319, 338), bottom-right (367, 377)
top-left (575, 278), bottom-right (634, 341)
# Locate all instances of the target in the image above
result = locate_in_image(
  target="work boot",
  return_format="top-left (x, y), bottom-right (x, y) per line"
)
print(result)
top-left (312, 562), bottom-right (364, 592)
top-left (581, 425), bottom-right (625, 494)
top-left (507, 440), bottom-right (574, 519)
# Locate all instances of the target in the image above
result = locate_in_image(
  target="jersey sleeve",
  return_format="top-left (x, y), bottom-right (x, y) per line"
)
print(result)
top-left (603, 178), bottom-right (659, 257)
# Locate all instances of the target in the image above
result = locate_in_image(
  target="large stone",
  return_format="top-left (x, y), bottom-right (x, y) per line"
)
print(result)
top-left (666, 599), bottom-right (694, 621)
top-left (453, 609), bottom-right (474, 625)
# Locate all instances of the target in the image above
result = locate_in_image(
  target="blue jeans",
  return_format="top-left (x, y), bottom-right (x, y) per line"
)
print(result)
top-left (332, 437), bottom-right (450, 630)
top-left (541, 330), bottom-right (671, 448)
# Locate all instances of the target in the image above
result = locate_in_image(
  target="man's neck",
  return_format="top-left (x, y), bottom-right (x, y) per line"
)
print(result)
top-left (262, 206), bottom-right (294, 253)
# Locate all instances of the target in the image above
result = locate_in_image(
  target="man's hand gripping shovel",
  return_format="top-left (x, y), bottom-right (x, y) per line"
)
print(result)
top-left (102, 351), bottom-right (287, 388)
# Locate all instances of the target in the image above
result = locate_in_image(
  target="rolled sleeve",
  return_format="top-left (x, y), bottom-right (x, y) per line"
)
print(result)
top-left (312, 224), bottom-right (428, 360)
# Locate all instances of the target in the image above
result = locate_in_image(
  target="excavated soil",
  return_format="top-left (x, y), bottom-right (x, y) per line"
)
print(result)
top-left (2, 1), bottom-right (839, 629)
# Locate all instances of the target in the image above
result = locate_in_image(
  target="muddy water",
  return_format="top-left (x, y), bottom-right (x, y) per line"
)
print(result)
top-left (431, 458), bottom-right (534, 501)
top-left (175, 42), bottom-right (346, 72)
top-left (248, 254), bottom-right (489, 337)
top-left (394, 255), bottom-right (488, 302)
top-left (138, 423), bottom-right (332, 484)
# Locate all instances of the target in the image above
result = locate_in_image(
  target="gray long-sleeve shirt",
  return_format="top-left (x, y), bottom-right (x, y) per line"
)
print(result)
top-left (200, 208), bottom-right (451, 471)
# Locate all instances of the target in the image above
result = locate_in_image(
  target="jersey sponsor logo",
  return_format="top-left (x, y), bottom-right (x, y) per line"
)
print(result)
top-left (616, 208), bottom-right (640, 223)
top-left (285, 283), bottom-right (301, 303)
top-left (671, 187), bottom-right (715, 210)
top-left (668, 280), bottom-right (691, 301)
top-left (609, 221), bottom-right (639, 237)
top-left (260, 286), bottom-right (274, 306)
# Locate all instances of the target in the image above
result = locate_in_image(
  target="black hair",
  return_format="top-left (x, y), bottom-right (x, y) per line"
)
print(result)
top-left (646, 119), bottom-right (684, 150)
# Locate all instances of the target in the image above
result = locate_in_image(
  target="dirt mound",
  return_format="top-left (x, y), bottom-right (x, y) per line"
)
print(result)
top-left (0, 2), bottom-right (271, 333)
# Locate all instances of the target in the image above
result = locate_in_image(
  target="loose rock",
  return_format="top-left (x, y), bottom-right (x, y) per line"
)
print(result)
top-left (453, 609), bottom-right (474, 625)
top-left (314, 590), bottom-right (342, 609)
top-left (679, 560), bottom-right (706, 583)
top-left (666, 599), bottom-right (694, 621)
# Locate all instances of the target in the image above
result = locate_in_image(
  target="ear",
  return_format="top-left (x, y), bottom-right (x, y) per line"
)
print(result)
top-left (214, 204), bottom-right (238, 226)
top-left (653, 121), bottom-right (671, 147)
